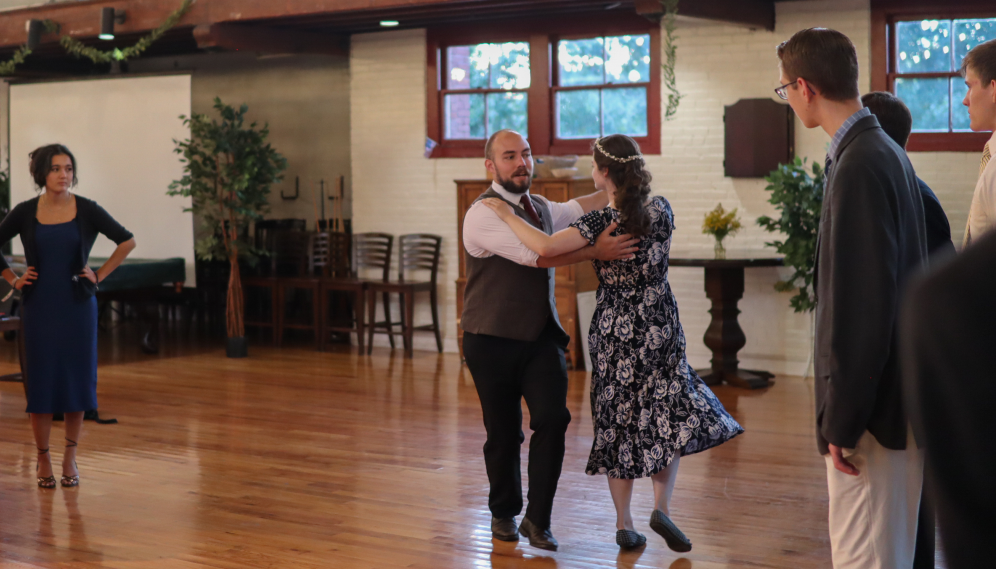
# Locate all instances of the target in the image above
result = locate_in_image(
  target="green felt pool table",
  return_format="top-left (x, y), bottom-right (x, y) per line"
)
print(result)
top-left (4, 256), bottom-right (188, 354)
top-left (92, 257), bottom-right (186, 292)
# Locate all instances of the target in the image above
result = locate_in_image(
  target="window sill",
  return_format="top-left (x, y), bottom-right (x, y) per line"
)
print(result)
top-left (906, 132), bottom-right (991, 153)
top-left (428, 138), bottom-right (663, 159)
top-left (430, 144), bottom-right (488, 159)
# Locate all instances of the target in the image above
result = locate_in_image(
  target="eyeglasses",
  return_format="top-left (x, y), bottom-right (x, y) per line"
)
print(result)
top-left (774, 79), bottom-right (798, 100)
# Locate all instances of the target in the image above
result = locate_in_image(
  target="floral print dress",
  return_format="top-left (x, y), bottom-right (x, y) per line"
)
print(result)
top-left (571, 196), bottom-right (743, 479)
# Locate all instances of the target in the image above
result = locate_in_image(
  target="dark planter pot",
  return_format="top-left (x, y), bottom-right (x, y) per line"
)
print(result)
top-left (226, 336), bottom-right (248, 358)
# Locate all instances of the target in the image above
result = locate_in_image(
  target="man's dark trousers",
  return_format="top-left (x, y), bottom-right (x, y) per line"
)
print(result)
top-left (463, 318), bottom-right (571, 530)
top-left (913, 176), bottom-right (953, 569)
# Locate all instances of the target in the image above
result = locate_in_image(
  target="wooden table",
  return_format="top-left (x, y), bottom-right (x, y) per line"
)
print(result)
top-left (670, 257), bottom-right (783, 389)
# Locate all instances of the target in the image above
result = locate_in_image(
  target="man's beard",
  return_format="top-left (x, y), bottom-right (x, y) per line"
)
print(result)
top-left (496, 168), bottom-right (532, 194)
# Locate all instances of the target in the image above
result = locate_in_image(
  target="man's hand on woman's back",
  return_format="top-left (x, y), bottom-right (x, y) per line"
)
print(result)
top-left (593, 222), bottom-right (639, 261)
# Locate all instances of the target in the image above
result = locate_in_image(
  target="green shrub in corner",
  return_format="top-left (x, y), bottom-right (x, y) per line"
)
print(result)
top-left (757, 157), bottom-right (824, 313)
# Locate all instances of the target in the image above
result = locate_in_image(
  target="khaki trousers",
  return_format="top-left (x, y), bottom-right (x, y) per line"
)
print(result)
top-left (825, 428), bottom-right (924, 569)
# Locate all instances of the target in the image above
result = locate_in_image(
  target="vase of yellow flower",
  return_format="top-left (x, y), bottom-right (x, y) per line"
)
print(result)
top-left (702, 204), bottom-right (743, 260)
top-left (714, 238), bottom-right (727, 260)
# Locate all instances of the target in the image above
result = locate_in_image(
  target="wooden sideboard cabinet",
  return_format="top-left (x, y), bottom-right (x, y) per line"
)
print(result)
top-left (455, 178), bottom-right (600, 369)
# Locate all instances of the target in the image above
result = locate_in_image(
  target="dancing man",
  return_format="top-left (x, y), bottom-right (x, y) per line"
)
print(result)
top-left (462, 129), bottom-right (637, 550)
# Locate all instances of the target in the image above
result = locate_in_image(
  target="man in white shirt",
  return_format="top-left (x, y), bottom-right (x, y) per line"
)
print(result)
top-left (961, 38), bottom-right (996, 247)
top-left (461, 129), bottom-right (637, 550)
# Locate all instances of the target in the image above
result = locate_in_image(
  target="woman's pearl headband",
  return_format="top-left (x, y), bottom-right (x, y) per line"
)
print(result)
top-left (594, 139), bottom-right (643, 163)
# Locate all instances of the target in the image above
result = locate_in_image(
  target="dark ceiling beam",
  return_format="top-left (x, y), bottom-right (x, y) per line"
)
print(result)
top-left (0, 0), bottom-right (780, 51)
top-left (192, 23), bottom-right (348, 57)
top-left (0, 0), bottom-right (207, 49)
top-left (634, 0), bottom-right (775, 31)
top-left (869, 0), bottom-right (993, 10)
top-left (0, 0), bottom-right (613, 49)
top-left (273, 2), bottom-right (615, 26)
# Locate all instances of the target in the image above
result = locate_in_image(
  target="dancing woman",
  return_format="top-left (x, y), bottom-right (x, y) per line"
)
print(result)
top-left (482, 134), bottom-right (742, 550)
top-left (0, 144), bottom-right (136, 488)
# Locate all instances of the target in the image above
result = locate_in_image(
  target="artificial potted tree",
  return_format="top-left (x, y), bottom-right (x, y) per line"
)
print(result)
top-left (169, 98), bottom-right (287, 358)
top-left (757, 156), bottom-right (824, 313)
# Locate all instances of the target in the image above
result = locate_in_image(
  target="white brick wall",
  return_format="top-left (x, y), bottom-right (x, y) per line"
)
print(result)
top-left (351, 29), bottom-right (476, 353)
top-left (131, 52), bottom-right (353, 225)
top-left (349, 1), bottom-right (981, 370)
top-left (656, 0), bottom-right (874, 376)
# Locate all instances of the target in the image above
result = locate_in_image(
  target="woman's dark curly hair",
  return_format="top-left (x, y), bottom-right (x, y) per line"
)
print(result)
top-left (592, 134), bottom-right (652, 237)
top-left (29, 144), bottom-right (78, 191)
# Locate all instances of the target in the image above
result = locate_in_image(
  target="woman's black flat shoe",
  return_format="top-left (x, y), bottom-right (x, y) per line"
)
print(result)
top-left (616, 529), bottom-right (647, 549)
top-left (650, 509), bottom-right (692, 552)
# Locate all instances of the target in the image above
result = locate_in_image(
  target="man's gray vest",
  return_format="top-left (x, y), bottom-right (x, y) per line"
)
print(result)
top-left (462, 188), bottom-right (566, 342)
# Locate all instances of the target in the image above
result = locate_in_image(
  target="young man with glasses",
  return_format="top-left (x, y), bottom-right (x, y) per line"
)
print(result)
top-left (776, 28), bottom-right (928, 569)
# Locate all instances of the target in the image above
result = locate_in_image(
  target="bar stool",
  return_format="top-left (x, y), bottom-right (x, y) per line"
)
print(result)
top-left (366, 233), bottom-right (442, 357)
top-left (353, 233), bottom-right (395, 349)
top-left (243, 222), bottom-right (304, 343)
top-left (273, 230), bottom-right (320, 346)
top-left (318, 232), bottom-right (368, 353)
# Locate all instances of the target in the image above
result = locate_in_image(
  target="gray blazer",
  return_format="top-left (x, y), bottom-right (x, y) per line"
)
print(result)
top-left (813, 114), bottom-right (927, 455)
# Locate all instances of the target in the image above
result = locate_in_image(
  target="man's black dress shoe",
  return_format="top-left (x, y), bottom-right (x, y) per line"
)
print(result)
top-left (491, 516), bottom-right (519, 541)
top-left (518, 517), bottom-right (558, 551)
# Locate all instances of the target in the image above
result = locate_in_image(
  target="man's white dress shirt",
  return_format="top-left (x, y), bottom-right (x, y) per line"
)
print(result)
top-left (964, 130), bottom-right (996, 247)
top-left (463, 181), bottom-right (584, 267)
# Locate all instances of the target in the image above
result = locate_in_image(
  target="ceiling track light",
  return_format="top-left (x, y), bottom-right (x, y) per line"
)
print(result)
top-left (100, 7), bottom-right (126, 41)
top-left (380, 20), bottom-right (400, 27)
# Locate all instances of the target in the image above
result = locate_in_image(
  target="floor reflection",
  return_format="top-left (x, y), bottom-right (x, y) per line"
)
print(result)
top-left (668, 557), bottom-right (693, 569)
top-left (63, 488), bottom-right (103, 562)
top-left (30, 486), bottom-right (105, 564)
top-left (615, 544), bottom-right (646, 568)
top-left (0, 338), bottom-right (835, 568)
top-left (489, 549), bottom-right (559, 568)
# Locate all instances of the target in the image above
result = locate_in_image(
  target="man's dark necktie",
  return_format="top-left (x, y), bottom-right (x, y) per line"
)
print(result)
top-left (519, 195), bottom-right (542, 226)
top-left (824, 153), bottom-right (833, 185)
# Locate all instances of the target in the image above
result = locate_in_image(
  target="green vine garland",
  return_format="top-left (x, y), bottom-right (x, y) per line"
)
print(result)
top-left (0, 20), bottom-right (59, 76)
top-left (61, 0), bottom-right (193, 63)
top-left (661, 0), bottom-right (682, 120)
top-left (0, 46), bottom-right (32, 76)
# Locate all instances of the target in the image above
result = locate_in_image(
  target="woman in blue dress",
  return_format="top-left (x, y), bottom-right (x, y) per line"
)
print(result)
top-left (482, 134), bottom-right (742, 551)
top-left (0, 144), bottom-right (136, 488)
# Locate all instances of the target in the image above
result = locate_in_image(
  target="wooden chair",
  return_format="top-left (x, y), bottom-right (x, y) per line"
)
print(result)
top-left (366, 233), bottom-right (442, 357)
top-left (243, 219), bottom-right (308, 343)
top-left (317, 232), bottom-right (368, 353)
top-left (271, 230), bottom-right (320, 346)
top-left (353, 233), bottom-right (395, 349)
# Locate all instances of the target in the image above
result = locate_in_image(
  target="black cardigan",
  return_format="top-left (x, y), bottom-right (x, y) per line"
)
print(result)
top-left (0, 195), bottom-right (134, 301)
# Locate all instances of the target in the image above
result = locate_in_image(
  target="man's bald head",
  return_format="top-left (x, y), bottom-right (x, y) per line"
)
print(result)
top-left (484, 129), bottom-right (533, 195)
top-left (485, 129), bottom-right (525, 161)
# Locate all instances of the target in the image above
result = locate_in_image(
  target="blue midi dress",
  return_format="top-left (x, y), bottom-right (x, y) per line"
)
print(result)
top-left (23, 219), bottom-right (99, 414)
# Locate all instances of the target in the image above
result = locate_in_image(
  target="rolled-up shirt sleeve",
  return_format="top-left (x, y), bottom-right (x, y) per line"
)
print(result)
top-left (463, 202), bottom-right (540, 267)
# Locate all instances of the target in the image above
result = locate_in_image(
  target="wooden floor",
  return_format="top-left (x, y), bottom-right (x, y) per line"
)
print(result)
top-left (0, 327), bottom-right (838, 568)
